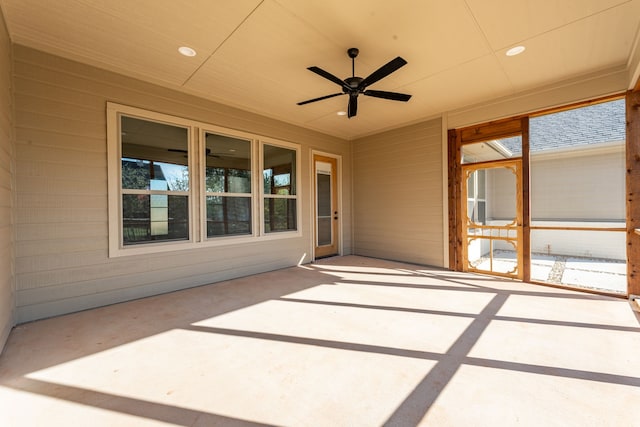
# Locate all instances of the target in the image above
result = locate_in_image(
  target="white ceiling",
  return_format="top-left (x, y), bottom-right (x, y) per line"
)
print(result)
top-left (1, 0), bottom-right (639, 140)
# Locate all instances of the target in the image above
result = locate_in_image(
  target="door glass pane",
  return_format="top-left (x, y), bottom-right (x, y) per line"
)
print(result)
top-left (317, 172), bottom-right (331, 245)
top-left (317, 173), bottom-right (331, 217)
top-left (318, 218), bottom-right (331, 246)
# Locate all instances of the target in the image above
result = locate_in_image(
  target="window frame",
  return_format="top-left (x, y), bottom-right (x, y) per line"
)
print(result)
top-left (107, 103), bottom-right (301, 258)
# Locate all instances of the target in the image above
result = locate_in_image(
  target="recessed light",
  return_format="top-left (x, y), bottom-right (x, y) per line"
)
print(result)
top-left (178, 46), bottom-right (197, 57)
top-left (506, 46), bottom-right (525, 57)
top-left (337, 111), bottom-right (347, 116)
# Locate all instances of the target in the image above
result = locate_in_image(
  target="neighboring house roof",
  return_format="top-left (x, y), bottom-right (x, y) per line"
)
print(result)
top-left (497, 99), bottom-right (626, 155)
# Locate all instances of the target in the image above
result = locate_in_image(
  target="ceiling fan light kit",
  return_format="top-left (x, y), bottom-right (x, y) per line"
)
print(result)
top-left (297, 48), bottom-right (412, 118)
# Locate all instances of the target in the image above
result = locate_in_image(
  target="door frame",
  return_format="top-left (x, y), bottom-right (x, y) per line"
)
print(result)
top-left (448, 116), bottom-right (530, 281)
top-left (311, 150), bottom-right (342, 260)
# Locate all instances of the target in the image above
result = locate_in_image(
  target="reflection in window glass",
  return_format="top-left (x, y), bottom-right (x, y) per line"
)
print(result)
top-left (204, 132), bottom-right (252, 238)
top-left (120, 115), bottom-right (190, 245)
top-left (263, 145), bottom-right (296, 195)
top-left (264, 198), bottom-right (297, 232)
top-left (206, 196), bottom-right (251, 237)
top-left (122, 194), bottom-right (189, 245)
top-left (263, 144), bottom-right (297, 233)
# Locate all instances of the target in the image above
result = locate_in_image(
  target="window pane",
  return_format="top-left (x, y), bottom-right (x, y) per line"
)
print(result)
top-left (317, 173), bottom-right (331, 217)
top-left (461, 136), bottom-right (522, 164)
top-left (205, 133), bottom-right (251, 193)
top-left (318, 217), bottom-right (331, 246)
top-left (121, 116), bottom-right (189, 191)
top-left (206, 196), bottom-right (252, 237)
top-left (264, 198), bottom-right (297, 232)
top-left (263, 145), bottom-right (296, 195)
top-left (122, 194), bottom-right (189, 245)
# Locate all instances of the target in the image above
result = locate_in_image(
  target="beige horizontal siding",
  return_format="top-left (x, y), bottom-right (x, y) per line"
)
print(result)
top-left (0, 10), bottom-right (14, 354)
top-left (352, 118), bottom-right (444, 266)
top-left (13, 45), bottom-right (352, 322)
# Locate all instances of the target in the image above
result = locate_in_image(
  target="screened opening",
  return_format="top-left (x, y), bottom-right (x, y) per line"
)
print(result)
top-left (462, 135), bottom-right (522, 164)
top-left (529, 98), bottom-right (626, 294)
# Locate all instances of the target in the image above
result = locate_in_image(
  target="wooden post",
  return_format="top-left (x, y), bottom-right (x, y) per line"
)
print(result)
top-left (447, 129), bottom-right (460, 270)
top-left (521, 117), bottom-right (531, 282)
top-left (627, 89), bottom-right (640, 296)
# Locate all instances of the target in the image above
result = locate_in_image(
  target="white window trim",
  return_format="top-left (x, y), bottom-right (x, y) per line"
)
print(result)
top-left (107, 102), bottom-right (301, 258)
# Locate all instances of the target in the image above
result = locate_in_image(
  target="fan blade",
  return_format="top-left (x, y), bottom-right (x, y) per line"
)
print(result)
top-left (347, 94), bottom-right (358, 118)
top-left (297, 92), bottom-right (344, 106)
top-left (307, 66), bottom-right (347, 88)
top-left (363, 90), bottom-right (412, 102)
top-left (358, 57), bottom-right (407, 90)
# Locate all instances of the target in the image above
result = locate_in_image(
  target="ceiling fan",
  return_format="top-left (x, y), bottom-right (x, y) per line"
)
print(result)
top-left (297, 48), bottom-right (412, 118)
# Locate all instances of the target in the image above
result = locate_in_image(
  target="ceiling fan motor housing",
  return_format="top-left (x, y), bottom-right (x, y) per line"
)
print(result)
top-left (345, 76), bottom-right (363, 91)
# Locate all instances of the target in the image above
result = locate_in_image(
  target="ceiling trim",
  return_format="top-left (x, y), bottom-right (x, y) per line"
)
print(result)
top-left (447, 65), bottom-right (628, 129)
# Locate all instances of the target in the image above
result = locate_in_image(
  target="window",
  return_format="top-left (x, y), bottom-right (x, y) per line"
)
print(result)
top-left (204, 132), bottom-right (252, 238)
top-left (107, 103), bottom-right (300, 257)
top-left (120, 116), bottom-right (191, 245)
top-left (263, 143), bottom-right (298, 233)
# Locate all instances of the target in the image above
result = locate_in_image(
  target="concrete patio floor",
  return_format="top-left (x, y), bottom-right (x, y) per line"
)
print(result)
top-left (1, 255), bottom-right (639, 426)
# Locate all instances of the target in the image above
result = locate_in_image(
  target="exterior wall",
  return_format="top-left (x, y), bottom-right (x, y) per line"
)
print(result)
top-left (13, 45), bottom-right (351, 323)
top-left (530, 149), bottom-right (625, 220)
top-left (486, 166), bottom-right (516, 220)
top-left (0, 9), bottom-right (14, 353)
top-left (352, 118), bottom-right (444, 266)
top-left (487, 149), bottom-right (625, 221)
